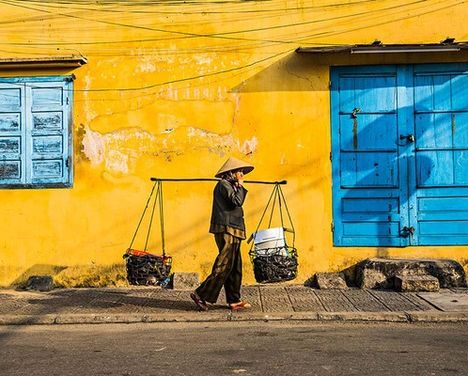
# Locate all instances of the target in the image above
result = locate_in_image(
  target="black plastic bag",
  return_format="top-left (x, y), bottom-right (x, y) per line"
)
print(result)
top-left (251, 248), bottom-right (298, 283)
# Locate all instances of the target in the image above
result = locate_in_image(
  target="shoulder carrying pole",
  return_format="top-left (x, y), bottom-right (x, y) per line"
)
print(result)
top-left (150, 177), bottom-right (287, 185)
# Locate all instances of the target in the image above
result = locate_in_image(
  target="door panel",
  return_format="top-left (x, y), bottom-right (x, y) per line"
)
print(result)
top-left (331, 66), bottom-right (407, 246)
top-left (413, 67), bottom-right (468, 245)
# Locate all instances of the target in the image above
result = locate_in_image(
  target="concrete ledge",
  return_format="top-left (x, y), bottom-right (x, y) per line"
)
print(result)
top-left (230, 312), bottom-right (320, 321)
top-left (318, 311), bottom-right (409, 322)
top-left (407, 311), bottom-right (468, 322)
top-left (0, 314), bottom-right (57, 325)
top-left (1, 311), bottom-right (468, 325)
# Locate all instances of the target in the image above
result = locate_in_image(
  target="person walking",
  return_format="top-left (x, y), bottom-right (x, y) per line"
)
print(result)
top-left (191, 157), bottom-right (254, 311)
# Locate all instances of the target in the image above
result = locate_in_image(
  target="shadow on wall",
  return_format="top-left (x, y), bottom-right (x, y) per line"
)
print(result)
top-left (9, 264), bottom-right (67, 288)
top-left (7, 263), bottom-right (129, 289)
top-left (230, 50), bottom-right (468, 93)
top-left (231, 51), bottom-right (468, 266)
top-left (230, 52), bottom-right (328, 93)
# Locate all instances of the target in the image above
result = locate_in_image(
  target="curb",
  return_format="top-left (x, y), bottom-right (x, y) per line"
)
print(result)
top-left (407, 311), bottom-right (468, 323)
top-left (1, 311), bottom-right (468, 325)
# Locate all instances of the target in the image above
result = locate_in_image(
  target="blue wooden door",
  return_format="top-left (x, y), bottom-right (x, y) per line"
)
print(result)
top-left (331, 63), bottom-right (468, 246)
top-left (331, 66), bottom-right (409, 246)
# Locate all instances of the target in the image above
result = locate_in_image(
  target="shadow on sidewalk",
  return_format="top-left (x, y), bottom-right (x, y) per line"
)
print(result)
top-left (0, 288), bottom-right (226, 343)
top-left (23, 288), bottom-right (229, 313)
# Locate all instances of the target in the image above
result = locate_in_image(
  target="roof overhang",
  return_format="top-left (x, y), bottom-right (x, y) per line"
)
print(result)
top-left (296, 41), bottom-right (468, 55)
top-left (0, 55), bottom-right (88, 69)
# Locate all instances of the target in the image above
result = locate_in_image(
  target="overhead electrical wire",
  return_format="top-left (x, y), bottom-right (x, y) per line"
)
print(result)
top-left (0, 0), bottom-right (438, 44)
top-left (2, 0), bottom-right (380, 15)
top-left (0, 0), bottom-right (458, 58)
top-left (0, 0), bottom-right (457, 64)
top-left (0, 0), bottom-right (464, 96)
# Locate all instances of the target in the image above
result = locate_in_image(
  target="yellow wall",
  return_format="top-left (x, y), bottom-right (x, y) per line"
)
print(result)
top-left (1, 0), bottom-right (468, 287)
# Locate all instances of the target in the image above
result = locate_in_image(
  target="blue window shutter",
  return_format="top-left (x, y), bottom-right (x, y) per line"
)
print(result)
top-left (27, 80), bottom-right (72, 187)
top-left (0, 82), bottom-right (26, 186)
top-left (0, 76), bottom-right (72, 188)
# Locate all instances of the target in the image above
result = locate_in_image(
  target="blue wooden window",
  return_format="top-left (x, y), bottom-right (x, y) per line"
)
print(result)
top-left (0, 76), bottom-right (73, 188)
top-left (331, 63), bottom-right (468, 246)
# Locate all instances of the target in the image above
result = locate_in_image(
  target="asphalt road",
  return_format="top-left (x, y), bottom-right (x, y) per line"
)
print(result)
top-left (0, 322), bottom-right (467, 376)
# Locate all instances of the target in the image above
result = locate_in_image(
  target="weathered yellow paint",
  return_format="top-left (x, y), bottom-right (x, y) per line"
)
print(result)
top-left (1, 0), bottom-right (468, 287)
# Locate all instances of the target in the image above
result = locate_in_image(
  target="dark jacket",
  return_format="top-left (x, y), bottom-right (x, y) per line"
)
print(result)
top-left (210, 180), bottom-right (248, 231)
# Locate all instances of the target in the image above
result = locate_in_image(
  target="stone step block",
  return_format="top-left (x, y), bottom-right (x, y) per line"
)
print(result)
top-left (394, 274), bottom-right (440, 292)
top-left (172, 272), bottom-right (199, 290)
top-left (356, 258), bottom-right (467, 289)
top-left (25, 276), bottom-right (54, 292)
top-left (314, 272), bottom-right (348, 289)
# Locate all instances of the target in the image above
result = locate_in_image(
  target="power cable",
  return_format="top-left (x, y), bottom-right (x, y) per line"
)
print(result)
top-left (0, 0), bottom-right (437, 44)
top-left (5, 0), bottom-right (379, 15)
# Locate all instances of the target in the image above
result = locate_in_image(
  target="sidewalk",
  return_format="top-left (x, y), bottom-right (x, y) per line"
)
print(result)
top-left (1, 285), bottom-right (468, 325)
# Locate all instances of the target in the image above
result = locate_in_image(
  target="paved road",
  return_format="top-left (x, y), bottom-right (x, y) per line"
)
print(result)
top-left (1, 322), bottom-right (467, 376)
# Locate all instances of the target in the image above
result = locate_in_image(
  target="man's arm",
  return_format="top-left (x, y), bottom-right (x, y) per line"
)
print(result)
top-left (220, 180), bottom-right (247, 207)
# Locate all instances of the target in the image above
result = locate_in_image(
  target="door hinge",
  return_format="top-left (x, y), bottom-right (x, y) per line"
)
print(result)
top-left (329, 152), bottom-right (332, 162)
top-left (65, 156), bottom-right (72, 168)
top-left (66, 97), bottom-right (69, 105)
top-left (331, 222), bottom-right (335, 233)
top-left (329, 81), bottom-right (332, 89)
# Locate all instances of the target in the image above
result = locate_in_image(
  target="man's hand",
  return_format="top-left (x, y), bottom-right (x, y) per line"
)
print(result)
top-left (234, 170), bottom-right (244, 185)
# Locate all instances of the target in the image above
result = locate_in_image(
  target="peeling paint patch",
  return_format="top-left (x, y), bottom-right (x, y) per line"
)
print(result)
top-left (138, 56), bottom-right (157, 73)
top-left (83, 75), bottom-right (98, 123)
top-left (81, 125), bottom-right (155, 172)
top-left (81, 124), bottom-right (247, 172)
top-left (194, 54), bottom-right (213, 65)
top-left (82, 126), bottom-right (105, 165)
top-left (139, 62), bottom-right (156, 73)
top-left (105, 150), bottom-right (129, 174)
top-left (186, 127), bottom-right (236, 156)
top-left (240, 136), bottom-right (258, 155)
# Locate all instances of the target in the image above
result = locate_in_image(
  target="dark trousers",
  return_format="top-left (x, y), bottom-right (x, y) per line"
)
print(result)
top-left (195, 233), bottom-right (242, 304)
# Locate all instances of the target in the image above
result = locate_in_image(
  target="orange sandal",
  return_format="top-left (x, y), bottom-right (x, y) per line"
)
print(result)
top-left (229, 301), bottom-right (252, 310)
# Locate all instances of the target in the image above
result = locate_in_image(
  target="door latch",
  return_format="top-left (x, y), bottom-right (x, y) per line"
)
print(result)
top-left (399, 134), bottom-right (415, 143)
top-left (351, 108), bottom-right (361, 119)
top-left (401, 226), bottom-right (415, 238)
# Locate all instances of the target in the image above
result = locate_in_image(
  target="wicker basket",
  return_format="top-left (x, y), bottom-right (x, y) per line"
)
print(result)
top-left (123, 249), bottom-right (172, 286)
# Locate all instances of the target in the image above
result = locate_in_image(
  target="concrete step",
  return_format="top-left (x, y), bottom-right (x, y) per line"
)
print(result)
top-left (313, 272), bottom-right (348, 289)
top-left (394, 275), bottom-right (440, 292)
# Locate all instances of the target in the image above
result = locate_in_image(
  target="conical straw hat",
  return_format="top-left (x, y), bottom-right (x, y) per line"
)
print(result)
top-left (215, 157), bottom-right (254, 178)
